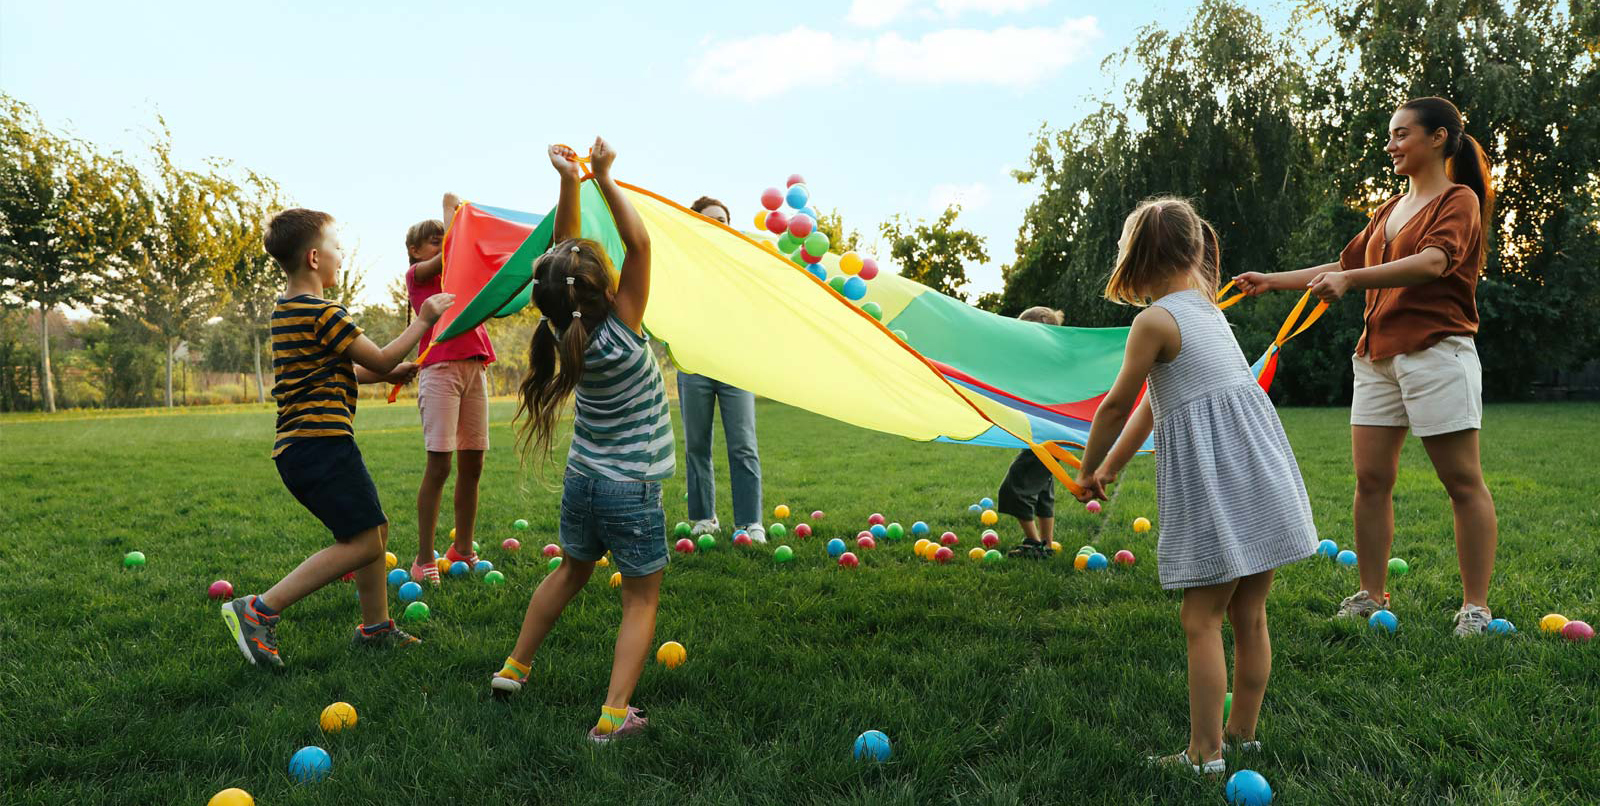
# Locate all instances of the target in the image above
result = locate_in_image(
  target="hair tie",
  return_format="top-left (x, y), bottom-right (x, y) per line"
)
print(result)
top-left (565, 276), bottom-right (575, 285)
top-left (530, 278), bottom-right (538, 287)
top-left (570, 245), bottom-right (580, 254)
top-left (571, 311), bottom-right (583, 319)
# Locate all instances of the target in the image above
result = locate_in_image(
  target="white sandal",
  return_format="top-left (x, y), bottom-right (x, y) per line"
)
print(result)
top-left (1148, 750), bottom-right (1225, 776)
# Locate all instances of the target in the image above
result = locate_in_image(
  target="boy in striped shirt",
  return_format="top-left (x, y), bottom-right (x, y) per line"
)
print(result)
top-left (220, 208), bottom-right (454, 669)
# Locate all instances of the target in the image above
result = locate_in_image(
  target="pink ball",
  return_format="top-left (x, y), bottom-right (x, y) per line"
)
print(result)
top-left (786, 173), bottom-right (806, 188)
top-left (811, 510), bottom-right (825, 520)
top-left (788, 214), bottom-right (815, 238)
top-left (838, 551), bottom-right (859, 567)
top-left (940, 532), bottom-right (959, 546)
top-left (1563, 620), bottom-right (1595, 643)
top-left (981, 533), bottom-right (1000, 549)
top-left (733, 533), bottom-right (753, 547)
top-left (1114, 549), bottom-right (1136, 566)
top-left (934, 547), bottom-right (954, 564)
top-left (760, 187), bottom-right (783, 211)
top-left (858, 258), bottom-right (879, 280)
top-left (502, 538), bottom-right (521, 551)
top-left (208, 579), bottom-right (233, 600)
top-left (857, 530), bottom-right (873, 541)
top-left (542, 543), bottom-right (561, 557)
top-left (794, 523), bottom-right (813, 539)
top-left (867, 513), bottom-right (886, 526)
top-left (1086, 500), bottom-right (1102, 514)
top-left (765, 211), bottom-right (789, 235)
top-left (675, 537), bottom-right (696, 554)
top-left (857, 535), bottom-right (876, 550)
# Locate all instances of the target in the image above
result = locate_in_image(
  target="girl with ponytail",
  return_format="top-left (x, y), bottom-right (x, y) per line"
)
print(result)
top-left (492, 139), bottom-right (671, 745)
top-left (1233, 96), bottom-right (1501, 636)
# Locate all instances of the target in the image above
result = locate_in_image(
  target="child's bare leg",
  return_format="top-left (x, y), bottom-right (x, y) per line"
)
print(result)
top-left (507, 558), bottom-right (596, 665)
top-left (355, 523), bottom-right (392, 625)
top-left (1181, 580), bottom-right (1237, 763)
top-left (262, 524), bottom-right (387, 613)
top-left (416, 451), bottom-right (452, 565)
top-left (1224, 570), bottom-right (1275, 743)
top-left (606, 570), bottom-right (664, 709)
top-left (452, 449), bottom-right (484, 557)
top-left (1038, 516), bottom-right (1055, 545)
top-left (1017, 517), bottom-right (1040, 543)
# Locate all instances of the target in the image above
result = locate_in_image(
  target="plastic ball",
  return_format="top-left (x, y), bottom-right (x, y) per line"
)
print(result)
top-left (1563, 620), bottom-right (1594, 643)
top-left (384, 551), bottom-right (398, 571)
top-left (983, 549), bottom-right (1003, 564)
top-left (1087, 552), bottom-right (1109, 570)
top-left (778, 232), bottom-right (799, 252)
top-left (940, 532), bottom-right (959, 546)
top-left (1224, 691), bottom-right (1233, 724)
top-left (869, 524), bottom-right (887, 539)
top-left (398, 581), bottom-right (423, 602)
top-left (1487, 618), bottom-right (1516, 634)
top-left (1539, 613), bottom-right (1569, 633)
top-left (979, 509), bottom-right (998, 526)
top-left (1114, 549), bottom-right (1136, 566)
top-left (840, 251), bottom-right (863, 275)
top-left (787, 215), bottom-right (815, 239)
top-left (786, 173), bottom-right (806, 188)
top-left (857, 536), bottom-right (876, 550)
top-left (1388, 557), bottom-right (1409, 576)
top-left (765, 211), bottom-right (789, 235)
top-left (1050, 541), bottom-right (1063, 554)
top-left (761, 187), bottom-right (783, 210)
top-left (955, 547), bottom-right (978, 561)
top-left (472, 540), bottom-right (480, 553)
top-left (858, 258), bottom-right (880, 280)
top-left (483, 570), bottom-right (506, 586)
top-left (828, 276), bottom-right (848, 294)
top-left (733, 532), bottom-right (753, 547)
top-left (1316, 539), bottom-right (1338, 558)
top-left (968, 504), bottom-right (982, 513)
top-left (672, 522), bottom-right (690, 538)
top-left (1132, 517), bottom-right (1152, 532)
top-left (1085, 500), bottom-right (1101, 514)
top-left (805, 266), bottom-right (827, 285)
top-left (449, 561), bottom-right (469, 577)
top-left (1225, 769), bottom-right (1272, 806)
top-left (853, 729), bottom-right (891, 762)
top-left (288, 745), bottom-right (331, 784)
top-left (841, 276), bottom-right (867, 301)
top-left (789, 249), bottom-right (809, 267)
top-left (811, 510), bottom-right (825, 520)
top-left (794, 523), bottom-right (813, 539)
top-left (754, 211), bottom-right (770, 230)
top-left (771, 523), bottom-right (788, 539)
top-left (1335, 550), bottom-right (1357, 566)
top-left (934, 547), bottom-right (954, 564)
top-left (774, 545), bottom-right (795, 562)
top-left (208, 580), bottom-right (234, 600)
top-left (609, 571), bottom-right (623, 587)
top-left (387, 569), bottom-right (409, 586)
top-left (891, 329), bottom-right (907, 340)
top-left (1369, 610), bottom-right (1399, 633)
top-left (838, 551), bottom-right (859, 568)
top-left (1073, 553), bottom-right (1090, 571)
top-left (502, 538), bottom-right (521, 552)
top-left (1078, 545), bottom-right (1095, 555)
top-left (913, 538), bottom-right (931, 555)
top-left (435, 557), bottom-right (450, 574)
top-left (911, 521), bottom-right (929, 536)
top-left (691, 535), bottom-right (712, 552)
top-left (513, 518), bottom-right (530, 530)
top-left (474, 560), bottom-right (493, 574)
top-left (397, 601), bottom-right (427, 623)
top-left (867, 513), bottom-right (886, 526)
top-left (656, 640), bottom-right (687, 668)
top-left (207, 788), bottom-right (254, 806)
top-left (827, 538), bottom-right (847, 558)
top-left (341, 571), bottom-right (356, 582)
top-left (859, 301), bottom-right (883, 320)
top-left (774, 504), bottom-right (791, 520)
top-left (546, 556), bottom-right (563, 572)
top-left (800, 206), bottom-right (817, 220)
top-left (786, 184), bottom-right (810, 210)
top-left (319, 701), bottom-right (357, 733)
top-left (981, 533), bottom-right (999, 549)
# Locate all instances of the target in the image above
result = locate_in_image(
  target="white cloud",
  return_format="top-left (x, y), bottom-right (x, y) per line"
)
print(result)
top-left (934, 0), bottom-right (1052, 16)
top-left (848, 0), bottom-right (916, 27)
top-left (848, 0), bottom-right (1051, 27)
top-left (928, 182), bottom-right (992, 213)
top-left (689, 28), bottom-right (864, 101)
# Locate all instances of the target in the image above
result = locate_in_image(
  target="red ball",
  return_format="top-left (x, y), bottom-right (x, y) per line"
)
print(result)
top-left (760, 187), bottom-right (783, 211)
top-left (542, 543), bottom-right (561, 557)
top-left (733, 533), bottom-right (753, 547)
top-left (981, 533), bottom-right (1000, 548)
top-left (208, 579), bottom-right (233, 600)
top-left (675, 537), bottom-right (696, 554)
top-left (811, 510), bottom-right (825, 520)
top-left (934, 547), bottom-right (954, 564)
top-left (1114, 549), bottom-right (1136, 566)
top-left (801, 248), bottom-right (823, 264)
top-left (1563, 620), bottom-right (1595, 643)
top-left (857, 535), bottom-right (876, 550)
top-left (867, 513), bottom-right (886, 526)
top-left (341, 571), bottom-right (356, 582)
top-left (765, 211), bottom-right (789, 235)
top-left (838, 551), bottom-right (859, 567)
top-left (502, 538), bottom-right (521, 552)
top-left (788, 214), bottom-right (815, 238)
top-left (858, 258), bottom-right (879, 280)
top-left (786, 173), bottom-right (806, 188)
top-left (794, 523), bottom-right (813, 539)
top-left (940, 532), bottom-right (959, 546)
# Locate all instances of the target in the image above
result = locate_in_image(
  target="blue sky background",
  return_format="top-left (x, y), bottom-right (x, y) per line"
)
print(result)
top-left (2, 0), bottom-right (1293, 306)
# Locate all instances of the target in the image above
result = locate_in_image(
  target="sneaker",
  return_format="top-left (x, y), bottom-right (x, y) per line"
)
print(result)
top-left (1453, 603), bottom-right (1492, 637)
top-left (739, 524), bottom-right (767, 544)
top-left (690, 518), bottom-right (720, 537)
top-left (490, 668), bottom-right (528, 696)
top-left (411, 560), bottom-right (441, 586)
top-left (221, 596), bottom-right (283, 668)
top-left (1224, 738), bottom-right (1262, 753)
top-left (444, 544), bottom-right (480, 568)
top-left (1147, 750), bottom-right (1224, 776)
top-left (588, 706), bottom-right (649, 743)
top-left (351, 621), bottom-right (422, 649)
top-left (1335, 590), bottom-right (1389, 620)
top-left (1007, 540), bottom-right (1050, 560)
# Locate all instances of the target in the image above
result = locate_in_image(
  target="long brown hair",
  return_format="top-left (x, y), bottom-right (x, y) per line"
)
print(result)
top-left (1103, 197), bottom-right (1220, 307)
top-left (1398, 97), bottom-right (1495, 237)
top-left (513, 238), bottom-right (617, 467)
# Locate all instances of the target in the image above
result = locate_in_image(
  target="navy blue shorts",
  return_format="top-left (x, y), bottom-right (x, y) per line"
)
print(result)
top-left (997, 449), bottom-right (1056, 520)
top-left (559, 466), bottom-right (668, 577)
top-left (274, 437), bottom-right (387, 541)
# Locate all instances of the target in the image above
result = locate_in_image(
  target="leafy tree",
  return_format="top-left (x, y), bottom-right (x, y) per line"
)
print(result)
top-left (881, 205), bottom-right (988, 301)
top-left (813, 208), bottom-right (865, 257)
top-left (219, 172), bottom-right (283, 403)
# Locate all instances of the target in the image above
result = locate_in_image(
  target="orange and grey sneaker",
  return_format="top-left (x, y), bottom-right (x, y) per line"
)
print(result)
top-left (351, 620), bottom-right (421, 649)
top-left (221, 595), bottom-right (283, 668)
top-left (490, 656), bottom-right (531, 696)
top-left (445, 544), bottom-right (480, 569)
top-left (411, 559), bottom-right (441, 586)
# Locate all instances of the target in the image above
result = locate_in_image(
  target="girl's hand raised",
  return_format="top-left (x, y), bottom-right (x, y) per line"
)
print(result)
top-left (549, 144), bottom-right (581, 179)
top-left (590, 137), bottom-right (616, 178)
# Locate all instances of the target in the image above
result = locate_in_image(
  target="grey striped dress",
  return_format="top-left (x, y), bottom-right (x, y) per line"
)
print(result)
top-left (1147, 291), bottom-right (1317, 589)
top-left (567, 314), bottom-right (676, 482)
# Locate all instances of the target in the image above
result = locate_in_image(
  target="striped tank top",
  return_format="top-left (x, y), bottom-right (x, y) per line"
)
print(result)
top-left (270, 295), bottom-right (363, 457)
top-left (567, 313), bottom-right (675, 482)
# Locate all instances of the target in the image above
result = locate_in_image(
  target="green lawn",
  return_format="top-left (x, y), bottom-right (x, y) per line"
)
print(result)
top-left (2, 401), bottom-right (1597, 805)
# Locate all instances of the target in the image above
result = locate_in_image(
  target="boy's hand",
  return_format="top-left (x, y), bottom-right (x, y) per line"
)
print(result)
top-left (590, 136), bottom-right (615, 178)
top-left (1093, 467), bottom-right (1118, 493)
top-left (418, 292), bottom-right (456, 324)
top-left (549, 145), bottom-right (581, 179)
top-left (385, 362), bottom-right (420, 385)
top-left (1233, 272), bottom-right (1271, 295)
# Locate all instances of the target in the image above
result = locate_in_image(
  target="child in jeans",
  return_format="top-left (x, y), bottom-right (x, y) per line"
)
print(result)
top-left (998, 305), bottom-right (1067, 559)
top-left (490, 139), bottom-right (669, 744)
top-left (403, 193), bottom-right (497, 584)
top-left (1074, 198), bottom-right (1316, 775)
top-left (221, 207), bottom-right (453, 668)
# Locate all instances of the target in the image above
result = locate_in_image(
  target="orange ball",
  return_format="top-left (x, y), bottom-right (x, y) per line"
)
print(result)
top-left (656, 640), bottom-right (687, 668)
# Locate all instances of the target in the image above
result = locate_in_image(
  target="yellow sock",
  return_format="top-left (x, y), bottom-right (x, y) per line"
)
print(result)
top-left (497, 657), bottom-right (530, 681)
top-left (594, 704), bottom-right (629, 735)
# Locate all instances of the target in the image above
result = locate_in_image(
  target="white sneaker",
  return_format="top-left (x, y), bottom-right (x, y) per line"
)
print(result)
top-left (1454, 603), bottom-right (1492, 637)
top-left (690, 518), bottom-right (720, 536)
top-left (740, 524), bottom-right (767, 544)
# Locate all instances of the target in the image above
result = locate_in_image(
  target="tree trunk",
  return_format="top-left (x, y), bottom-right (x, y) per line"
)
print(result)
top-left (252, 328), bottom-right (266, 403)
top-left (164, 339), bottom-right (175, 408)
top-left (38, 304), bottom-right (56, 413)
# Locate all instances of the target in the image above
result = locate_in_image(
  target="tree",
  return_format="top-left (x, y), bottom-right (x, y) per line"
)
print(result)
top-left (814, 208), bottom-right (865, 257)
top-left (880, 205), bottom-right (988, 301)
top-left (219, 172), bottom-right (283, 403)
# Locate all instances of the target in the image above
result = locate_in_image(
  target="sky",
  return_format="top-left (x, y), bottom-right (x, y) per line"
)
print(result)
top-left (1, 0), bottom-right (1292, 308)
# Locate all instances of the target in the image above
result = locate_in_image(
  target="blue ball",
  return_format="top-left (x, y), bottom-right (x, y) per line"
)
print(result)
top-left (842, 276), bottom-right (867, 301)
top-left (386, 569), bottom-right (409, 586)
top-left (800, 206), bottom-right (817, 220)
top-left (1369, 609), bottom-right (1398, 633)
top-left (911, 521), bottom-right (929, 536)
top-left (853, 729), bottom-right (891, 762)
top-left (433, 550), bottom-right (440, 560)
top-left (968, 504), bottom-right (982, 513)
top-left (1086, 552), bottom-right (1109, 570)
top-left (869, 524), bottom-right (887, 539)
top-left (449, 560), bottom-right (469, 577)
top-left (826, 538), bottom-right (847, 558)
top-left (474, 560), bottom-right (493, 574)
top-left (288, 745), bottom-right (331, 784)
top-left (1317, 539), bottom-right (1338, 558)
top-left (979, 497), bottom-right (994, 509)
top-left (1225, 769), bottom-right (1272, 806)
top-left (1487, 618), bottom-right (1517, 634)
top-left (398, 581), bottom-right (423, 602)
top-left (1336, 549), bottom-right (1358, 566)
top-left (786, 184), bottom-right (810, 210)
top-left (807, 264), bottom-right (828, 282)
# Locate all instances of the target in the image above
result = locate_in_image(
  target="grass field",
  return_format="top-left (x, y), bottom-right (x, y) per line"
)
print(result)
top-left (2, 400), bottom-right (1597, 805)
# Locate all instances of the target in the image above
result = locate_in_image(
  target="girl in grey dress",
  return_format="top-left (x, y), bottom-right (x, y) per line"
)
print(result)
top-left (1073, 197), bottom-right (1317, 776)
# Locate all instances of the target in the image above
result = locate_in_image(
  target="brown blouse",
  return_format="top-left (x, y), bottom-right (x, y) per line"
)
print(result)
top-left (1339, 184), bottom-right (1484, 360)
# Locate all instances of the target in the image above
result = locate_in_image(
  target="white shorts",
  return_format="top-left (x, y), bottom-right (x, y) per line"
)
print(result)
top-left (1350, 335), bottom-right (1482, 437)
top-left (417, 360), bottom-right (490, 453)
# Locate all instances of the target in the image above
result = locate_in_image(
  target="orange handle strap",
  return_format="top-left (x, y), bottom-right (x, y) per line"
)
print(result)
top-left (1215, 279), bottom-right (1248, 310)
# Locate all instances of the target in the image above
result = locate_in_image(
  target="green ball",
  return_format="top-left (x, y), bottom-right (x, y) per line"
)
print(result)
top-left (828, 276), bottom-right (848, 294)
top-left (403, 601), bottom-right (430, 622)
top-left (774, 545), bottom-right (794, 563)
top-left (1388, 557), bottom-right (1409, 576)
top-left (483, 570), bottom-right (506, 586)
top-left (123, 551), bottom-right (146, 568)
top-left (804, 231), bottom-right (830, 256)
top-left (862, 301), bottom-right (883, 321)
top-left (674, 522), bottom-right (691, 538)
top-left (789, 249), bottom-right (809, 267)
top-left (1223, 691), bottom-right (1233, 724)
top-left (697, 534), bottom-right (716, 550)
top-left (1077, 545), bottom-right (1096, 555)
top-left (983, 549), bottom-right (1003, 564)
top-left (778, 232), bottom-right (799, 252)
top-left (885, 523), bottom-right (904, 539)
top-left (513, 519), bottom-right (529, 530)
top-left (472, 541), bottom-right (480, 553)
top-left (770, 523), bottom-right (787, 539)
top-left (891, 330), bottom-right (907, 340)
top-left (547, 556), bottom-right (563, 572)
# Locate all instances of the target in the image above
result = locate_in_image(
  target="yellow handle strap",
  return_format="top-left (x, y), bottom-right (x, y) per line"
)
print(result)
top-left (1215, 279), bottom-right (1247, 310)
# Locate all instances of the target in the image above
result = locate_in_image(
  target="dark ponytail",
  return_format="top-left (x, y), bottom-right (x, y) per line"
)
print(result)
top-left (1399, 97), bottom-right (1495, 235)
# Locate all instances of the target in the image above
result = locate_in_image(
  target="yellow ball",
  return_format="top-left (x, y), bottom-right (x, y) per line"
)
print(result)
top-left (436, 557), bottom-right (451, 574)
top-left (980, 509), bottom-right (998, 526)
top-left (1050, 541), bottom-right (1063, 554)
top-left (208, 789), bottom-right (254, 806)
top-left (1073, 553), bottom-right (1089, 571)
top-left (320, 702), bottom-right (357, 733)
top-left (1133, 517), bottom-right (1152, 533)
top-left (914, 539), bottom-right (931, 556)
top-left (597, 555), bottom-right (610, 567)
top-left (449, 528), bottom-right (457, 540)
top-left (1540, 613), bottom-right (1570, 634)
top-left (920, 542), bottom-right (937, 560)
top-left (656, 640), bottom-right (687, 668)
top-left (754, 211), bottom-right (768, 231)
top-left (384, 551), bottom-right (397, 571)
top-left (774, 504), bottom-right (791, 520)
top-left (609, 571), bottom-right (622, 588)
top-left (840, 251), bottom-right (863, 275)
top-left (968, 547), bottom-right (986, 561)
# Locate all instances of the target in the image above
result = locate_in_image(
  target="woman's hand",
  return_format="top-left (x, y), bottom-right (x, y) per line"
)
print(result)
top-left (1232, 272), bottom-right (1272, 295)
top-left (549, 144), bottom-right (581, 179)
top-left (1074, 470), bottom-right (1108, 502)
top-left (1309, 270), bottom-right (1354, 302)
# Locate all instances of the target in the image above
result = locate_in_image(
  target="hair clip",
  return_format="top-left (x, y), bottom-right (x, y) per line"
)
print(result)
top-left (531, 278), bottom-right (538, 286)
top-left (566, 276), bottom-right (575, 285)
top-left (571, 311), bottom-right (583, 319)
top-left (570, 245), bottom-right (580, 253)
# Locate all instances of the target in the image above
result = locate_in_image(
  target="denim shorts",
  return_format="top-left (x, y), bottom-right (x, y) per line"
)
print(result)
top-left (560, 466), bottom-right (669, 577)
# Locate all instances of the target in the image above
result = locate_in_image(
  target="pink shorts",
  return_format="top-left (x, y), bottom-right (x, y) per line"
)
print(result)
top-left (417, 360), bottom-right (490, 453)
